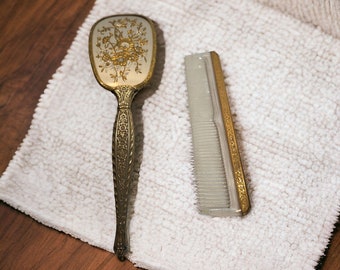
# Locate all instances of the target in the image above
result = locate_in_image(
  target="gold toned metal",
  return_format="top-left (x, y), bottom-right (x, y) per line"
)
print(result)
top-left (89, 14), bottom-right (156, 261)
top-left (210, 52), bottom-right (250, 215)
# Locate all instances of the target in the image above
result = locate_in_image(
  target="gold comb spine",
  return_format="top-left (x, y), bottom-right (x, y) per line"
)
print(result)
top-left (210, 52), bottom-right (250, 215)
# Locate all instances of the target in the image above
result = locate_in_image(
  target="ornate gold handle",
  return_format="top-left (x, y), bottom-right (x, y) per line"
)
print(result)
top-left (112, 86), bottom-right (136, 261)
top-left (89, 14), bottom-right (156, 261)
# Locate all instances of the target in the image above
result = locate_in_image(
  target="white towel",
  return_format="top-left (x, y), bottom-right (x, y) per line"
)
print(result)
top-left (257, 0), bottom-right (340, 38)
top-left (1, 0), bottom-right (339, 269)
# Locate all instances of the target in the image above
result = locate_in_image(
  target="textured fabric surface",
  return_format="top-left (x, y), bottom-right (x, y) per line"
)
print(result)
top-left (1, 0), bottom-right (339, 269)
top-left (256, 0), bottom-right (340, 38)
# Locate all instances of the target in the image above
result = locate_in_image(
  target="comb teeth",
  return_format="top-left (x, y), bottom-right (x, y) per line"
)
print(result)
top-left (185, 51), bottom-right (250, 217)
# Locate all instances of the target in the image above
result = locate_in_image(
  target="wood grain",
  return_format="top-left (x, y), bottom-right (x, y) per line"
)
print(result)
top-left (0, 0), bottom-right (136, 269)
top-left (0, 0), bottom-right (338, 269)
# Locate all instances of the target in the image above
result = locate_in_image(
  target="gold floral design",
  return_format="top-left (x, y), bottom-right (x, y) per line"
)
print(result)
top-left (95, 18), bottom-right (149, 82)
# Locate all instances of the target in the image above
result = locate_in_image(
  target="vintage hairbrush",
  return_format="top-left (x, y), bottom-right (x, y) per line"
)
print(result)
top-left (89, 14), bottom-right (156, 260)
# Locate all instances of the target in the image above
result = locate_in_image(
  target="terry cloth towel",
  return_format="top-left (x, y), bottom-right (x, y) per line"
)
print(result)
top-left (257, 0), bottom-right (340, 39)
top-left (1, 0), bottom-right (339, 269)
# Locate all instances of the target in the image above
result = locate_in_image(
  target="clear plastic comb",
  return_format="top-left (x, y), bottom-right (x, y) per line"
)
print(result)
top-left (185, 51), bottom-right (250, 217)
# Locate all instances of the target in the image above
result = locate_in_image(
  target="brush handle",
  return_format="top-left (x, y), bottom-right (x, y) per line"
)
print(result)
top-left (112, 86), bottom-right (136, 261)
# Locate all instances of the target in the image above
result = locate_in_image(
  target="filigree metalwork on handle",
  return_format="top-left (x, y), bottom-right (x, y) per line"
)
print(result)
top-left (112, 85), bottom-right (137, 261)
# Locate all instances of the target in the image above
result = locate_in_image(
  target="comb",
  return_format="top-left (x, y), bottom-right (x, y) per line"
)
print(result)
top-left (185, 51), bottom-right (250, 217)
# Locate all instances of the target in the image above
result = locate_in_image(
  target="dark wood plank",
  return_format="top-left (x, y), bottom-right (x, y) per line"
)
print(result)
top-left (0, 0), bottom-right (137, 269)
top-left (0, 203), bottom-right (136, 270)
top-left (0, 0), bottom-right (338, 269)
top-left (318, 220), bottom-right (340, 270)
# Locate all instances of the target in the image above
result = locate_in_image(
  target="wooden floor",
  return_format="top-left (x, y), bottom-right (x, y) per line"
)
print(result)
top-left (0, 0), bottom-right (338, 269)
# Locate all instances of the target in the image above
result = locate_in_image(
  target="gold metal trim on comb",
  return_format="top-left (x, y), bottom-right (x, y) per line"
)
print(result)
top-left (210, 52), bottom-right (250, 215)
